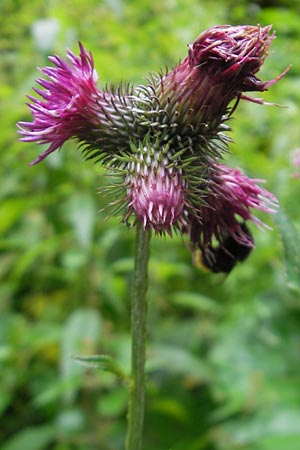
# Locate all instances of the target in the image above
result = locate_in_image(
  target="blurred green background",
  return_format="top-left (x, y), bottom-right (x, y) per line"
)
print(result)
top-left (1, 0), bottom-right (300, 449)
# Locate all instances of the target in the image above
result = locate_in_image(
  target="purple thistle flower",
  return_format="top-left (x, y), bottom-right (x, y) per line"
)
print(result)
top-left (18, 44), bottom-right (100, 164)
top-left (18, 43), bottom-right (136, 166)
top-left (154, 25), bottom-right (289, 129)
top-left (189, 163), bottom-right (278, 249)
top-left (124, 141), bottom-right (188, 233)
top-left (18, 25), bottom-right (288, 268)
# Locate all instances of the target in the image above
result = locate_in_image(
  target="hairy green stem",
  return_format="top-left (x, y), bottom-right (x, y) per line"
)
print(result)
top-left (126, 223), bottom-right (151, 450)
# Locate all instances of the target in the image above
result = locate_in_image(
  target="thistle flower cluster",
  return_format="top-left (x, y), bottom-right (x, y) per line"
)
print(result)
top-left (18, 25), bottom-right (288, 271)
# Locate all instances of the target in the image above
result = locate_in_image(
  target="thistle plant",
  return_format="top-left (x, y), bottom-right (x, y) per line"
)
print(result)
top-left (18, 24), bottom-right (288, 450)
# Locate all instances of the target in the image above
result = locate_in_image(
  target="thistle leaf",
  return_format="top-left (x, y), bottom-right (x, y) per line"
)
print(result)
top-left (72, 354), bottom-right (129, 383)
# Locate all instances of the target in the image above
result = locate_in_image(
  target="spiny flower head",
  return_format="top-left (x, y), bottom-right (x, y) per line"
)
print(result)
top-left (153, 25), bottom-right (288, 130)
top-left (18, 43), bottom-right (99, 164)
top-left (124, 140), bottom-right (188, 233)
top-left (189, 163), bottom-right (278, 248)
top-left (188, 163), bottom-right (279, 273)
top-left (18, 43), bottom-right (136, 166)
top-left (18, 25), bottom-right (288, 269)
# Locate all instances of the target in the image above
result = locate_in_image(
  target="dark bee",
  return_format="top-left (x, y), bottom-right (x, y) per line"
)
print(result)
top-left (194, 223), bottom-right (254, 274)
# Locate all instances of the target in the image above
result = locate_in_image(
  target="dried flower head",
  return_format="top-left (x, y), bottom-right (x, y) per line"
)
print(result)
top-left (18, 25), bottom-right (288, 269)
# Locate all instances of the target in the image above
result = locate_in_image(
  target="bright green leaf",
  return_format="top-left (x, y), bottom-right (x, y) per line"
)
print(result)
top-left (60, 308), bottom-right (103, 397)
top-left (170, 291), bottom-right (221, 314)
top-left (275, 211), bottom-right (300, 293)
top-left (0, 425), bottom-right (55, 450)
top-left (148, 344), bottom-right (209, 381)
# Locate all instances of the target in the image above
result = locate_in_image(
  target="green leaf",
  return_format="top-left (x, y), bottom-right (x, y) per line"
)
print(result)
top-left (275, 211), bottom-right (300, 293)
top-left (170, 291), bottom-right (220, 314)
top-left (73, 354), bottom-right (129, 382)
top-left (0, 425), bottom-right (55, 450)
top-left (0, 198), bottom-right (35, 235)
top-left (259, 434), bottom-right (300, 450)
top-left (32, 376), bottom-right (82, 407)
top-left (65, 192), bottom-right (96, 249)
top-left (150, 397), bottom-right (190, 423)
top-left (59, 308), bottom-right (103, 403)
top-left (222, 408), bottom-right (300, 449)
top-left (148, 344), bottom-right (209, 381)
top-left (98, 387), bottom-right (128, 417)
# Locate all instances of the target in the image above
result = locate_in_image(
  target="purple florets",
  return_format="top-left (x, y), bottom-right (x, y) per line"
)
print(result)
top-left (189, 164), bottom-right (278, 251)
top-left (18, 44), bottom-right (100, 164)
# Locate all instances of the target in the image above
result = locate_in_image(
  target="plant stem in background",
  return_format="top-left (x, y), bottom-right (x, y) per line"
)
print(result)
top-left (126, 223), bottom-right (151, 450)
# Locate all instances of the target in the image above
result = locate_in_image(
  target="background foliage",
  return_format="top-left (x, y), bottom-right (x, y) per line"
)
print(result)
top-left (1, 0), bottom-right (300, 449)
